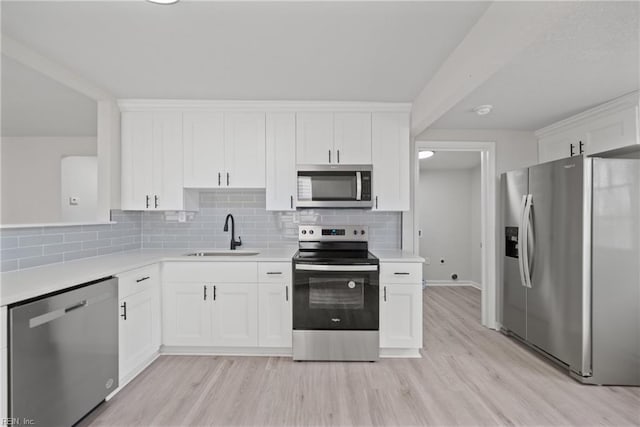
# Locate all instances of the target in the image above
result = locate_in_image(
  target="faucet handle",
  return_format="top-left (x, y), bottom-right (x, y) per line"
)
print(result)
top-left (236, 236), bottom-right (242, 247)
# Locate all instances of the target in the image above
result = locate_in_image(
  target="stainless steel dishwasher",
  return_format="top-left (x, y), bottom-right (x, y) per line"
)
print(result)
top-left (9, 277), bottom-right (119, 427)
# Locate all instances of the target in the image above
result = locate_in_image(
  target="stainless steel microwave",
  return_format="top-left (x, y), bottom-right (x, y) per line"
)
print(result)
top-left (297, 165), bottom-right (373, 208)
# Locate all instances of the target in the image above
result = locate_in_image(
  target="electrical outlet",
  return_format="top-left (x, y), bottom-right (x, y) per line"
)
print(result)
top-left (69, 197), bottom-right (79, 206)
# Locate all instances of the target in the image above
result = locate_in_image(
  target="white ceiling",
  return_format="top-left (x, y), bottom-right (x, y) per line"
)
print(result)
top-left (0, 1), bottom-right (489, 101)
top-left (430, 1), bottom-right (640, 131)
top-left (420, 151), bottom-right (481, 171)
top-left (1, 55), bottom-right (97, 137)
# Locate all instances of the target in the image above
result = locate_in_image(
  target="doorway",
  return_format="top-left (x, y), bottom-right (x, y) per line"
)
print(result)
top-left (413, 141), bottom-right (497, 329)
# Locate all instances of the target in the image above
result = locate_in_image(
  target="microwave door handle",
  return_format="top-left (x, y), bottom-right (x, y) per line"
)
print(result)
top-left (356, 172), bottom-right (362, 201)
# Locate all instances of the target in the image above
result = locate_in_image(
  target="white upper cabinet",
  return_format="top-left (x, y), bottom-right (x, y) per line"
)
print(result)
top-left (121, 111), bottom-right (185, 210)
top-left (372, 112), bottom-right (410, 211)
top-left (296, 112), bottom-right (334, 165)
top-left (334, 112), bottom-right (372, 164)
top-left (224, 113), bottom-right (266, 188)
top-left (296, 112), bottom-right (372, 165)
top-left (266, 113), bottom-right (297, 211)
top-left (183, 112), bottom-right (225, 188)
top-left (182, 112), bottom-right (266, 189)
top-left (536, 92), bottom-right (639, 163)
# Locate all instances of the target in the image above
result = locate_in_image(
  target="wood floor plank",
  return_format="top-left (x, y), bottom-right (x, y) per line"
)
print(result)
top-left (78, 287), bottom-right (640, 427)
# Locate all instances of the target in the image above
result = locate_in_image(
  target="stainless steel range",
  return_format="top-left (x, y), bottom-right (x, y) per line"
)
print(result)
top-left (292, 225), bottom-right (379, 361)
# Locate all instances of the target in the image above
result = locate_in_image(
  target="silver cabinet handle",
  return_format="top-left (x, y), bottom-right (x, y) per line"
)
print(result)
top-left (154, 195), bottom-right (159, 208)
top-left (295, 264), bottom-right (378, 272)
top-left (146, 195), bottom-right (150, 209)
top-left (120, 302), bottom-right (127, 320)
top-left (337, 149), bottom-right (340, 163)
top-left (203, 285), bottom-right (207, 301)
top-left (375, 196), bottom-right (378, 209)
top-left (266, 272), bottom-right (282, 275)
top-left (285, 286), bottom-right (289, 302)
top-left (383, 286), bottom-right (387, 302)
top-left (136, 276), bottom-right (150, 283)
top-left (227, 172), bottom-right (230, 186)
top-left (218, 172), bottom-right (221, 186)
top-left (329, 150), bottom-right (331, 163)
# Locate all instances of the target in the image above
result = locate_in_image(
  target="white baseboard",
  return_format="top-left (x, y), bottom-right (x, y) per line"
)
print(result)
top-left (425, 280), bottom-right (482, 290)
top-left (379, 348), bottom-right (422, 358)
top-left (161, 346), bottom-right (293, 357)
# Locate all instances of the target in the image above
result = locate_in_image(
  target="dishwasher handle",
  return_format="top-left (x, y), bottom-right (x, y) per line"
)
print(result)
top-left (65, 300), bottom-right (87, 313)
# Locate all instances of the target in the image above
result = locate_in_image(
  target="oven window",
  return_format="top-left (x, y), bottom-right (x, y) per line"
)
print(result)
top-left (309, 278), bottom-right (364, 310)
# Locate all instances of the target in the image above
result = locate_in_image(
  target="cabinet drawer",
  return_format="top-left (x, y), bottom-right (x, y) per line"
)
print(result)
top-left (380, 263), bottom-right (422, 284)
top-left (163, 262), bottom-right (258, 283)
top-left (118, 264), bottom-right (159, 299)
top-left (258, 262), bottom-right (292, 283)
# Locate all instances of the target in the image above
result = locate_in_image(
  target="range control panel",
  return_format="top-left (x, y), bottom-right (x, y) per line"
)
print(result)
top-left (298, 225), bottom-right (368, 242)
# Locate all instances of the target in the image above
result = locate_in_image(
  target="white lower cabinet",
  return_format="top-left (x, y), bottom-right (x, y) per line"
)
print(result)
top-left (380, 281), bottom-right (422, 349)
top-left (211, 283), bottom-right (258, 347)
top-left (258, 283), bottom-right (292, 347)
top-left (162, 282), bottom-right (211, 346)
top-left (117, 265), bottom-right (161, 383)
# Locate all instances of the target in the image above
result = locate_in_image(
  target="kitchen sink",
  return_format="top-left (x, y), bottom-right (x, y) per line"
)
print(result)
top-left (184, 250), bottom-right (260, 257)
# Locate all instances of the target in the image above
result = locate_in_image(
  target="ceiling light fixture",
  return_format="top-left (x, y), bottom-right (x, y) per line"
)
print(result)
top-left (147, 0), bottom-right (180, 5)
top-left (419, 150), bottom-right (435, 160)
top-left (473, 104), bottom-right (493, 116)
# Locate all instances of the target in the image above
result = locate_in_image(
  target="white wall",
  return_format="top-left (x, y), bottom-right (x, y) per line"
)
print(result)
top-left (419, 168), bottom-right (477, 282)
top-left (469, 164), bottom-right (482, 284)
top-left (60, 156), bottom-right (98, 222)
top-left (1, 137), bottom-right (97, 224)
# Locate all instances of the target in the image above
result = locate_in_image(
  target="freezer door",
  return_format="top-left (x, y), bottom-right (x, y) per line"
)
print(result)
top-left (501, 169), bottom-right (528, 339)
top-left (591, 158), bottom-right (640, 385)
top-left (526, 156), bottom-right (588, 373)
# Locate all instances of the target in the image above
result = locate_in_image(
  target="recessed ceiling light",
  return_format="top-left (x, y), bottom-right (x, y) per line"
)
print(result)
top-left (147, 0), bottom-right (179, 5)
top-left (473, 104), bottom-right (493, 116)
top-left (419, 150), bottom-right (435, 160)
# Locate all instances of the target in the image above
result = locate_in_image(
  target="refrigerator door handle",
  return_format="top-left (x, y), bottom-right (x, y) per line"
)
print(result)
top-left (521, 194), bottom-right (534, 288)
top-left (517, 195), bottom-right (528, 288)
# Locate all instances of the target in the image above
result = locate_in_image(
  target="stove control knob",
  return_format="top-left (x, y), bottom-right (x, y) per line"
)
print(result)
top-left (301, 230), bottom-right (307, 235)
top-left (361, 230), bottom-right (366, 235)
top-left (309, 230), bottom-right (314, 235)
top-left (353, 230), bottom-right (357, 235)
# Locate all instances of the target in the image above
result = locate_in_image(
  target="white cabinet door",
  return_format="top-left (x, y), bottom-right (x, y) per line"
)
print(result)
top-left (380, 283), bottom-right (422, 348)
top-left (266, 113), bottom-right (297, 211)
top-left (119, 287), bottom-right (159, 382)
top-left (183, 112), bottom-right (225, 188)
top-left (372, 112), bottom-right (410, 211)
top-left (334, 112), bottom-right (372, 164)
top-left (121, 112), bottom-right (154, 210)
top-left (163, 282), bottom-right (211, 346)
top-left (258, 283), bottom-right (292, 348)
top-left (538, 130), bottom-right (578, 163)
top-left (211, 283), bottom-right (258, 347)
top-left (224, 113), bottom-right (266, 188)
top-left (584, 106), bottom-right (639, 156)
top-left (296, 112), bottom-right (334, 165)
top-left (152, 112), bottom-right (184, 210)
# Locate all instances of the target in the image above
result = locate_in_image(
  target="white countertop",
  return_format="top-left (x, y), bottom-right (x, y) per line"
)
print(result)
top-left (371, 250), bottom-right (425, 263)
top-left (0, 248), bottom-right (297, 306)
top-left (1, 247), bottom-right (423, 306)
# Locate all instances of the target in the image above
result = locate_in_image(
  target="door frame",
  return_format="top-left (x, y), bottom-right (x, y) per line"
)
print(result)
top-left (412, 140), bottom-right (497, 329)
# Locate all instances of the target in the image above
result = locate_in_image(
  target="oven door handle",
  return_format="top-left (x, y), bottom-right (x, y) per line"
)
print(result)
top-left (295, 264), bottom-right (378, 272)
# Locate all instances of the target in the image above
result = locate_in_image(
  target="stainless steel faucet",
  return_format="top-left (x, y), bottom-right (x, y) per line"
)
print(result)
top-left (223, 214), bottom-right (242, 250)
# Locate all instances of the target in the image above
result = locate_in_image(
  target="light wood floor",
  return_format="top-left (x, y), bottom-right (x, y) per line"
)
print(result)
top-left (79, 287), bottom-right (640, 427)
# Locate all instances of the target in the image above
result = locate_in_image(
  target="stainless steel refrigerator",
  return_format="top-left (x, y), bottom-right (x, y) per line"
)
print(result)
top-left (501, 155), bottom-right (640, 386)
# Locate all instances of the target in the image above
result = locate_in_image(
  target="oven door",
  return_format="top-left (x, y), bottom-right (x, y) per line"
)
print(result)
top-left (293, 263), bottom-right (379, 330)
